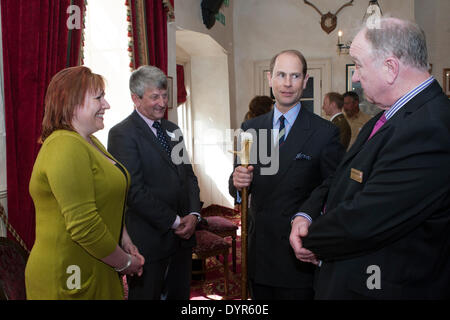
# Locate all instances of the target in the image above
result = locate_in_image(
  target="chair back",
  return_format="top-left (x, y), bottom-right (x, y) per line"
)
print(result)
top-left (0, 237), bottom-right (29, 300)
top-left (200, 204), bottom-right (240, 218)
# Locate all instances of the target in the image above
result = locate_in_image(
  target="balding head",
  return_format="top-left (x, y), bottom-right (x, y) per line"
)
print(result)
top-left (363, 18), bottom-right (428, 72)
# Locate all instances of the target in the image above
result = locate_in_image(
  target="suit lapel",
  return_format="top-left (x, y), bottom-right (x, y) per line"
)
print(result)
top-left (277, 107), bottom-right (313, 178)
top-left (247, 111), bottom-right (273, 178)
top-left (341, 112), bottom-right (382, 165)
top-left (131, 111), bottom-right (177, 171)
top-left (263, 110), bottom-right (274, 160)
top-left (260, 107), bottom-right (314, 191)
top-left (160, 119), bottom-right (184, 176)
top-left (160, 119), bottom-right (178, 151)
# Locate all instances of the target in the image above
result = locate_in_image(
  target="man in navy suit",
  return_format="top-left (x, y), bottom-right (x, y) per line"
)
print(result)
top-left (230, 50), bottom-right (344, 299)
top-left (290, 17), bottom-right (450, 299)
top-left (108, 66), bottom-right (201, 300)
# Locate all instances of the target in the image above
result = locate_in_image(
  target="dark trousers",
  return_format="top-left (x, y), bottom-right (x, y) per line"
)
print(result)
top-left (127, 246), bottom-right (192, 300)
top-left (250, 281), bottom-right (314, 300)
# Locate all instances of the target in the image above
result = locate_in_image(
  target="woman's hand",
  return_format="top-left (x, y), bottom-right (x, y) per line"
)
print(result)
top-left (121, 253), bottom-right (145, 276)
top-left (120, 225), bottom-right (145, 276)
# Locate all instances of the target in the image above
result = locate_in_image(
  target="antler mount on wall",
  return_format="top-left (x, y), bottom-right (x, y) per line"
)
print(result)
top-left (304, 0), bottom-right (354, 34)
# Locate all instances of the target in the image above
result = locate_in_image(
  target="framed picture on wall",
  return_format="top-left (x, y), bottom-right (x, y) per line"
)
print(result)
top-left (443, 68), bottom-right (450, 98)
top-left (167, 76), bottom-right (174, 109)
top-left (346, 64), bottom-right (357, 92)
top-left (345, 64), bottom-right (379, 116)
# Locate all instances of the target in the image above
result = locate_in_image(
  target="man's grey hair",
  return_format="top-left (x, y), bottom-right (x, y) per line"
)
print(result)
top-left (364, 18), bottom-right (428, 71)
top-left (129, 65), bottom-right (167, 97)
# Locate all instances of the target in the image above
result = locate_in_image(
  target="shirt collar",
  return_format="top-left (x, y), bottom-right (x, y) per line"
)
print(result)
top-left (330, 112), bottom-right (343, 122)
top-left (384, 76), bottom-right (434, 120)
top-left (136, 109), bottom-right (160, 129)
top-left (273, 102), bottom-right (301, 127)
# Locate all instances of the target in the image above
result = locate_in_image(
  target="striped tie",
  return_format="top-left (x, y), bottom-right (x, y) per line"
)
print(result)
top-left (152, 121), bottom-right (172, 158)
top-left (278, 115), bottom-right (286, 147)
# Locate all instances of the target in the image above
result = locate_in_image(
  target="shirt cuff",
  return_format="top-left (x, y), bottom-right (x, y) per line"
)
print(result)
top-left (171, 215), bottom-right (181, 229)
top-left (291, 212), bottom-right (313, 225)
top-left (236, 191), bottom-right (242, 204)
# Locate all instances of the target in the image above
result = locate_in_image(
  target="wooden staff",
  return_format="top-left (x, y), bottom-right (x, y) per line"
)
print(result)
top-left (231, 132), bottom-right (253, 300)
top-left (0, 205), bottom-right (30, 253)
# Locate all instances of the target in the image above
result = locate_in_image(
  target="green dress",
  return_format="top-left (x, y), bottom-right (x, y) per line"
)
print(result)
top-left (26, 130), bottom-right (130, 299)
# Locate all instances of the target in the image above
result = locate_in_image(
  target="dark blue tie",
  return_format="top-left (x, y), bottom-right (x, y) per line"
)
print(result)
top-left (152, 121), bottom-right (172, 158)
top-left (278, 115), bottom-right (286, 146)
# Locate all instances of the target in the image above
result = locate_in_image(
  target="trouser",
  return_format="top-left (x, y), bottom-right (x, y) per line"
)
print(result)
top-left (127, 246), bottom-right (192, 300)
top-left (250, 280), bottom-right (314, 300)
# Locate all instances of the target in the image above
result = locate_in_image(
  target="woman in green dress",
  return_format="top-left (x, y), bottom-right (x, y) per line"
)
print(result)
top-left (25, 66), bottom-right (145, 299)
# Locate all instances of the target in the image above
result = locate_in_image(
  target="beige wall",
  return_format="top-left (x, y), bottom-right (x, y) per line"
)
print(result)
top-left (169, 0), bottom-right (236, 125)
top-left (173, 0), bottom-right (236, 207)
top-left (232, 0), bottom-right (415, 128)
top-left (190, 55), bottom-right (234, 206)
top-left (415, 0), bottom-right (450, 88)
top-left (174, 0), bottom-right (234, 52)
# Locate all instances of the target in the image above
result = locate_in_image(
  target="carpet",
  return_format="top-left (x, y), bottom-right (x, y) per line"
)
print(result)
top-left (122, 211), bottom-right (244, 300)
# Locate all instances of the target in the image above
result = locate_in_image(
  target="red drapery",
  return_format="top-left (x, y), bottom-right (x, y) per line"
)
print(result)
top-left (1, 0), bottom-right (85, 249)
top-left (126, 0), bottom-right (172, 118)
top-left (176, 64), bottom-right (187, 106)
top-left (127, 0), bottom-right (169, 73)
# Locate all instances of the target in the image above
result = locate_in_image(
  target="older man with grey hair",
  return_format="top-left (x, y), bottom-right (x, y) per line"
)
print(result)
top-left (108, 65), bottom-right (201, 300)
top-left (290, 17), bottom-right (450, 299)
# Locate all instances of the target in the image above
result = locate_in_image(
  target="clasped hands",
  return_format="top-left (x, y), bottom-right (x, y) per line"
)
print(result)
top-left (121, 240), bottom-right (145, 277)
top-left (174, 214), bottom-right (198, 240)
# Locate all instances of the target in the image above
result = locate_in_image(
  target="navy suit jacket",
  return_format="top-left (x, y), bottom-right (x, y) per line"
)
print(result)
top-left (229, 106), bottom-right (344, 288)
top-left (108, 111), bottom-right (201, 262)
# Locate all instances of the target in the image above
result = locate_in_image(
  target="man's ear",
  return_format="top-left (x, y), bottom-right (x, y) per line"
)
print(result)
top-left (131, 93), bottom-right (140, 107)
top-left (267, 71), bottom-right (273, 88)
top-left (302, 74), bottom-right (310, 89)
top-left (384, 57), bottom-right (399, 84)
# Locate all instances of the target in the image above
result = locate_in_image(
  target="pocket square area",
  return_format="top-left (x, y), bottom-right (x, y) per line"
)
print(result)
top-left (295, 153), bottom-right (312, 160)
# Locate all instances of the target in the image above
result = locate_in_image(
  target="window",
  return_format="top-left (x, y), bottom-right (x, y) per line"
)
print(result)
top-left (83, 0), bottom-right (133, 146)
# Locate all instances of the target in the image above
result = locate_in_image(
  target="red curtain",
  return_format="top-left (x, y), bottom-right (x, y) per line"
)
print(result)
top-left (127, 0), bottom-right (168, 74)
top-left (177, 64), bottom-right (187, 105)
top-left (1, 0), bottom-right (85, 249)
top-left (127, 0), bottom-right (171, 118)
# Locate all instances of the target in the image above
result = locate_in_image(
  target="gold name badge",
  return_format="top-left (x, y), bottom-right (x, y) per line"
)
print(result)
top-left (350, 168), bottom-right (363, 183)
